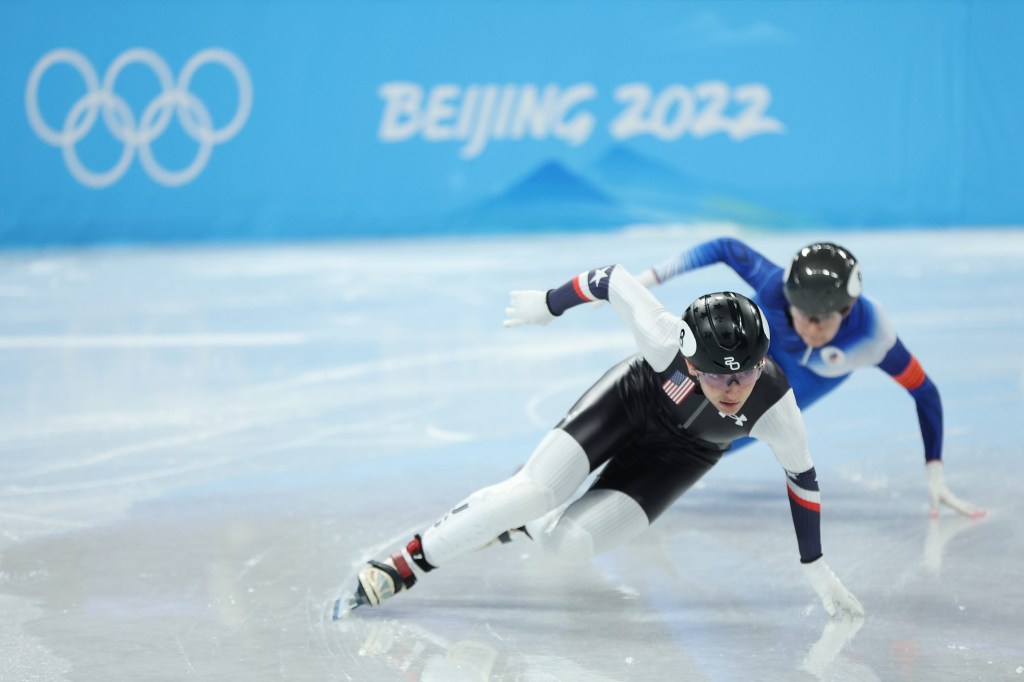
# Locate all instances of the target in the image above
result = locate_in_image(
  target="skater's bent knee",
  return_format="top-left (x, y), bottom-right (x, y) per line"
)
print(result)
top-left (519, 430), bottom-right (590, 502)
top-left (475, 473), bottom-right (557, 525)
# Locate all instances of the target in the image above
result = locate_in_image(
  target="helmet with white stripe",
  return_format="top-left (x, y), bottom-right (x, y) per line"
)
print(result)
top-left (682, 291), bottom-right (770, 373)
top-left (783, 242), bottom-right (862, 315)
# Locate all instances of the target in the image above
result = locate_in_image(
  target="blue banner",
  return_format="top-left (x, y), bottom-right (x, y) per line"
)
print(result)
top-left (2, 0), bottom-right (1022, 245)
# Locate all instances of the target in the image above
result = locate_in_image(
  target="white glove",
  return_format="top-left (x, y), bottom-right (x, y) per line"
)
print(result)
top-left (634, 267), bottom-right (659, 289)
top-left (503, 290), bottom-right (554, 328)
top-left (926, 461), bottom-right (986, 518)
top-left (803, 557), bottom-right (864, 617)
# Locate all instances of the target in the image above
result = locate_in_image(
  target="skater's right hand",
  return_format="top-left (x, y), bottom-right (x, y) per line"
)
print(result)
top-left (926, 461), bottom-right (986, 518)
top-left (504, 290), bottom-right (555, 327)
top-left (802, 557), bottom-right (864, 618)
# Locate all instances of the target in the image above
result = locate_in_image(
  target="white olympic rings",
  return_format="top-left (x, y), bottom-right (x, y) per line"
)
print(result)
top-left (25, 47), bottom-right (252, 188)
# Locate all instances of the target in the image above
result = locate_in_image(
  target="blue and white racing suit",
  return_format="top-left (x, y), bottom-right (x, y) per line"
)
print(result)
top-left (649, 237), bottom-right (942, 461)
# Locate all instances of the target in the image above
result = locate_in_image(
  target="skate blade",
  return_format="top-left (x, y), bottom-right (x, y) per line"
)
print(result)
top-left (332, 583), bottom-right (372, 620)
top-left (332, 596), bottom-right (362, 620)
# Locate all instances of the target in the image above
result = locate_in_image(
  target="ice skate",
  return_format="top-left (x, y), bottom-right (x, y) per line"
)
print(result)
top-left (334, 538), bottom-right (432, 619)
top-left (333, 556), bottom-right (416, 618)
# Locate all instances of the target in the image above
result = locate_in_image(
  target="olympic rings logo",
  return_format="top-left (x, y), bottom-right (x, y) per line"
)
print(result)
top-left (25, 48), bottom-right (252, 188)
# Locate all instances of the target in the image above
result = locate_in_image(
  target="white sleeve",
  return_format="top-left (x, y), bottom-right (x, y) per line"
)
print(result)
top-left (749, 389), bottom-right (814, 473)
top-left (860, 296), bottom-right (898, 365)
top-left (606, 266), bottom-right (684, 373)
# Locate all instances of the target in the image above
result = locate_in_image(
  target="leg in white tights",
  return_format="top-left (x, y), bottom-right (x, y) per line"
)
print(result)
top-left (536, 488), bottom-right (651, 564)
top-left (420, 428), bottom-right (590, 567)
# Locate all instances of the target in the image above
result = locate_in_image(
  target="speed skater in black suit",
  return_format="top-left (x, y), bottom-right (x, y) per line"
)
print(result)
top-left (337, 265), bottom-right (863, 619)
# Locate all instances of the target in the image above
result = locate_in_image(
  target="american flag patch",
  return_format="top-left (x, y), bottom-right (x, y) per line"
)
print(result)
top-left (662, 370), bottom-right (695, 404)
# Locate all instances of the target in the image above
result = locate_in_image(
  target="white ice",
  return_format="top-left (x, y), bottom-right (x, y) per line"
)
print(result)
top-left (1, 225), bottom-right (1022, 681)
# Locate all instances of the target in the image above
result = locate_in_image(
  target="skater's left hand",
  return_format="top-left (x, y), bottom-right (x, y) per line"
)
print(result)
top-left (504, 290), bottom-right (555, 327)
top-left (634, 267), bottom-right (659, 289)
top-left (926, 461), bottom-right (986, 518)
top-left (803, 557), bottom-right (864, 618)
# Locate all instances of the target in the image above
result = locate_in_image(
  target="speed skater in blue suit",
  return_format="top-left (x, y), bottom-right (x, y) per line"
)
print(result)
top-left (633, 238), bottom-right (984, 518)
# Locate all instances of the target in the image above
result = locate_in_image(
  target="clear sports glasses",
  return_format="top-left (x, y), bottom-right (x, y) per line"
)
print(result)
top-left (693, 361), bottom-right (765, 389)
top-left (792, 308), bottom-right (842, 325)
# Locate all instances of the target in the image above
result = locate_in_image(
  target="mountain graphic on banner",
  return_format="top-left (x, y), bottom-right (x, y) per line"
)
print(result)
top-left (444, 147), bottom-right (799, 232)
top-left (590, 145), bottom-right (702, 193)
top-left (588, 145), bottom-right (793, 226)
top-left (447, 160), bottom-right (638, 231)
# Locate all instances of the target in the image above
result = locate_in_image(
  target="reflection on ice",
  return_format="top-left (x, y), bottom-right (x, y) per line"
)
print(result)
top-left (801, 616), bottom-right (872, 681)
top-left (922, 516), bottom-right (987, 577)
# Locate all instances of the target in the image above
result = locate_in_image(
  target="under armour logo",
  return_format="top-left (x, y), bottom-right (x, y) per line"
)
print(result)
top-left (718, 412), bottom-right (747, 427)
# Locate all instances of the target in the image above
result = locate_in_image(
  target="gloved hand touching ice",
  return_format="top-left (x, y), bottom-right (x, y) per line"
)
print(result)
top-left (803, 557), bottom-right (864, 618)
top-left (926, 461), bottom-right (985, 518)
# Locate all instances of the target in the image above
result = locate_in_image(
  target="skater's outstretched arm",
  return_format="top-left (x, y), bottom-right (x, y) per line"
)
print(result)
top-left (877, 337), bottom-right (984, 518)
top-left (640, 237), bottom-right (784, 297)
top-left (504, 264), bottom-right (688, 373)
top-left (750, 385), bottom-right (864, 618)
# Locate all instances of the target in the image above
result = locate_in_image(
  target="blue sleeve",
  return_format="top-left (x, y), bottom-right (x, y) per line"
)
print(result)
top-left (545, 265), bottom-right (616, 316)
top-left (651, 237), bottom-right (784, 299)
top-left (878, 338), bottom-right (943, 462)
top-left (910, 378), bottom-right (943, 462)
top-left (786, 468), bottom-right (823, 563)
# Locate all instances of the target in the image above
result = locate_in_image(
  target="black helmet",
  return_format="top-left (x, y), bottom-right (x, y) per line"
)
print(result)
top-left (681, 291), bottom-right (770, 373)
top-left (783, 242), bottom-right (862, 315)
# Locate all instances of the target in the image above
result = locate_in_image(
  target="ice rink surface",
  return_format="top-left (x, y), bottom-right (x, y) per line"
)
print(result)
top-left (1, 226), bottom-right (1022, 681)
